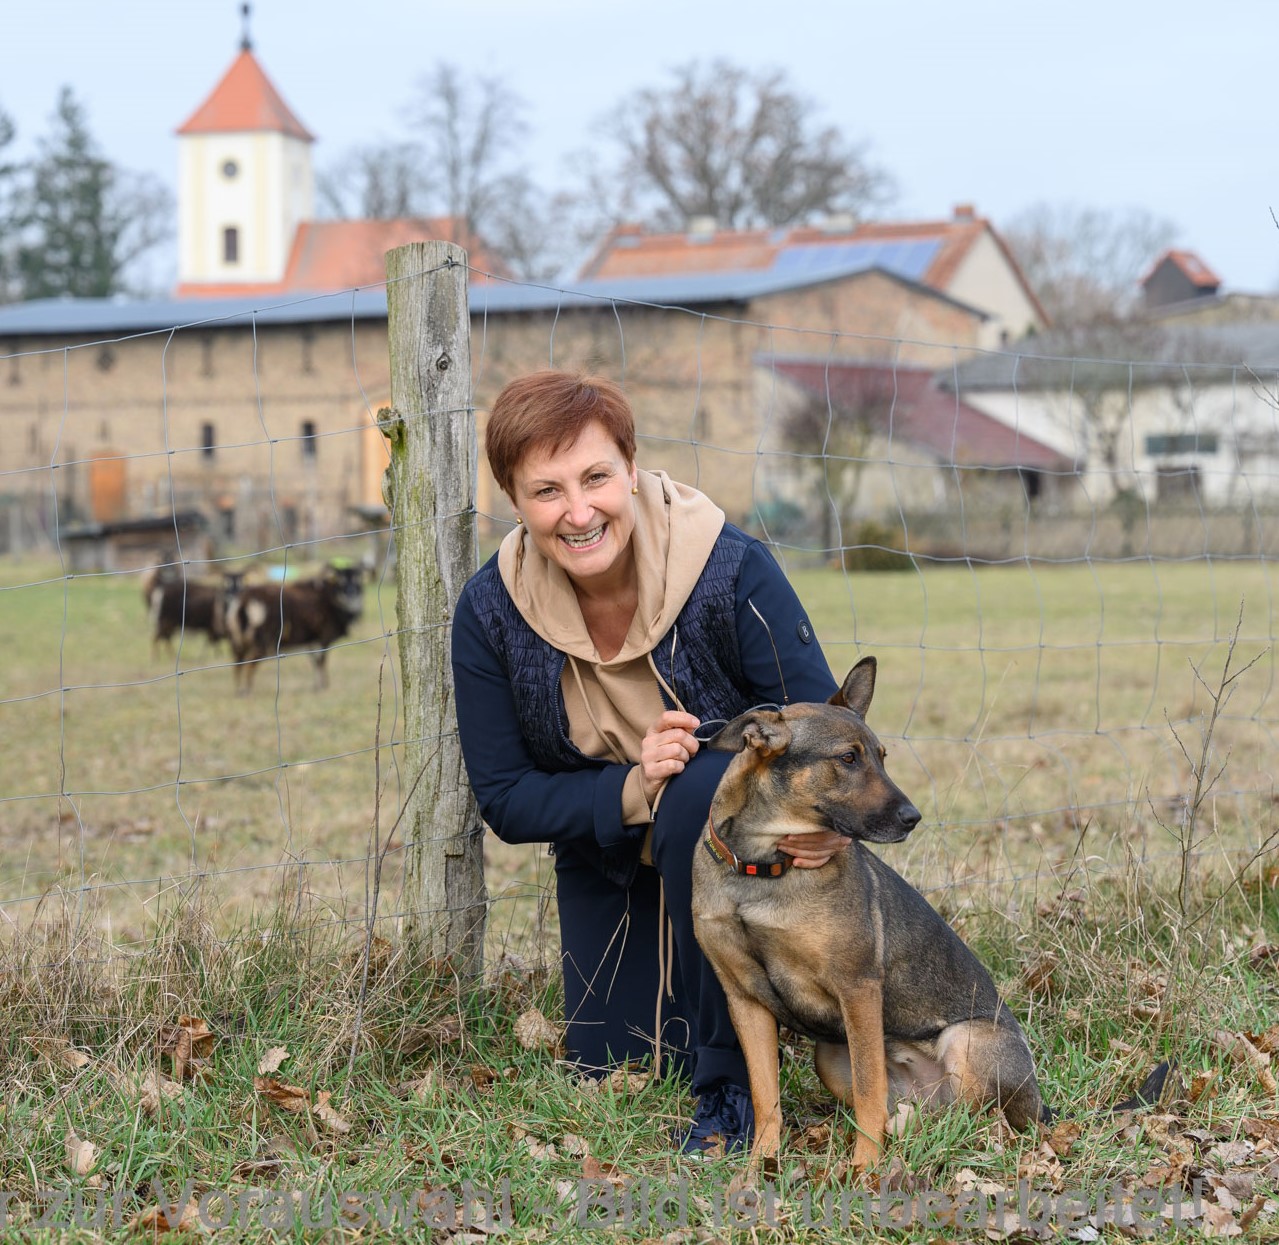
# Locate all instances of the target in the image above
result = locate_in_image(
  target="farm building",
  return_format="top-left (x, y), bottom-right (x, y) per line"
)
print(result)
top-left (4, 34), bottom-right (1273, 561)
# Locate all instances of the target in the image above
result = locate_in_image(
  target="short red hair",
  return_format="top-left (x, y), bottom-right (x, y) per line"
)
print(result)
top-left (485, 370), bottom-right (637, 498)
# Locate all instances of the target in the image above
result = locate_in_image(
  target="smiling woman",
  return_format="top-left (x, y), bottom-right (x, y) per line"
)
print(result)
top-left (450, 369), bottom-right (841, 1155)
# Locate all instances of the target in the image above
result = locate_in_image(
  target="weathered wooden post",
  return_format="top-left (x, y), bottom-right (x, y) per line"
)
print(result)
top-left (381, 241), bottom-right (486, 977)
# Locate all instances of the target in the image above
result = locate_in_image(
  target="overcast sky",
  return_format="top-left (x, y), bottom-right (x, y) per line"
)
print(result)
top-left (5, 0), bottom-right (1277, 294)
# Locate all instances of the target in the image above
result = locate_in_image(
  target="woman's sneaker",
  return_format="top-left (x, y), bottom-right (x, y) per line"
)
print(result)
top-left (679, 1081), bottom-right (755, 1155)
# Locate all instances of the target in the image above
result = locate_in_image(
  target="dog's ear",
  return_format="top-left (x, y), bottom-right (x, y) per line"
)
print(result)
top-left (829, 656), bottom-right (877, 718)
top-left (707, 710), bottom-right (792, 758)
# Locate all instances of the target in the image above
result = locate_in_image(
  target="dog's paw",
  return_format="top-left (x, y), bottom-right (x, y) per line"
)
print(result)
top-left (851, 1137), bottom-right (882, 1171)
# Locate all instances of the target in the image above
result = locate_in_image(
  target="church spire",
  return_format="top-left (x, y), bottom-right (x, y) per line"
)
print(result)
top-left (239, 2), bottom-right (252, 52)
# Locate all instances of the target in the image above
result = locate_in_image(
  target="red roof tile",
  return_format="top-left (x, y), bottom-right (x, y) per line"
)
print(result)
top-left (175, 217), bottom-right (511, 298)
top-left (281, 218), bottom-right (510, 289)
top-left (177, 49), bottom-right (314, 141)
top-left (770, 358), bottom-right (1073, 471)
top-left (579, 212), bottom-right (1048, 326)
top-left (1144, 248), bottom-right (1222, 291)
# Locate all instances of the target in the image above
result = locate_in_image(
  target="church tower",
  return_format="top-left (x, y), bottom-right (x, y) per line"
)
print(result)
top-left (175, 11), bottom-right (314, 294)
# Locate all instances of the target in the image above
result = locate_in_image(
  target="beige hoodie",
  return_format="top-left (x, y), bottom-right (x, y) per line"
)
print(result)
top-left (498, 468), bottom-right (725, 824)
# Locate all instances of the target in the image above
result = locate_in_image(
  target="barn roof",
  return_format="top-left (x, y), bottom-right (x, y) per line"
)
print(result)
top-left (576, 208), bottom-right (1047, 325)
top-left (0, 261), bottom-right (987, 341)
top-left (766, 356), bottom-right (1075, 471)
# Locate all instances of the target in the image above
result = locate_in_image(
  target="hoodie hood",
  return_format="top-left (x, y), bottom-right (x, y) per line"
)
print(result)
top-left (498, 468), bottom-right (724, 665)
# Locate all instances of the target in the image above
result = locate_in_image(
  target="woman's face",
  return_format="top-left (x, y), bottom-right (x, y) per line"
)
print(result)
top-left (511, 421), bottom-right (638, 588)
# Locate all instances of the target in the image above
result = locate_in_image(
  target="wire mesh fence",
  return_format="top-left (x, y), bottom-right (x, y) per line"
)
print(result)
top-left (1, 258), bottom-right (1277, 966)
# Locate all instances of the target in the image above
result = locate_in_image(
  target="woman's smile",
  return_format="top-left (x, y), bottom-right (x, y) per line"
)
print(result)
top-left (559, 523), bottom-right (608, 549)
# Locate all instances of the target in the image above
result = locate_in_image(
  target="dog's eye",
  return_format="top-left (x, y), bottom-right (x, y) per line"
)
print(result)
top-left (839, 750), bottom-right (860, 765)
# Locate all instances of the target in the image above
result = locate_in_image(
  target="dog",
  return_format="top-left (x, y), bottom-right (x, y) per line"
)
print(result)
top-left (691, 656), bottom-right (1045, 1169)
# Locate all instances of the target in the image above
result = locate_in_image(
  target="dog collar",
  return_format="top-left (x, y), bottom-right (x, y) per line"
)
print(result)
top-left (703, 812), bottom-right (792, 878)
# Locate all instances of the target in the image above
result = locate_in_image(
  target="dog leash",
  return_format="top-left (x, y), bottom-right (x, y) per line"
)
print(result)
top-left (703, 810), bottom-right (792, 878)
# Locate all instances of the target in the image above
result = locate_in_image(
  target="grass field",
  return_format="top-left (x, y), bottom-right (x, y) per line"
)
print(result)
top-left (0, 551), bottom-right (1276, 1239)
top-left (1, 554), bottom-right (1275, 937)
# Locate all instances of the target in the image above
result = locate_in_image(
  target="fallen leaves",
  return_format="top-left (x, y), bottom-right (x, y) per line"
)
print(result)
top-left (514, 1007), bottom-right (563, 1055)
top-left (64, 1130), bottom-right (100, 1180)
top-left (114, 1068), bottom-right (186, 1117)
top-left (130, 1201), bottom-right (201, 1236)
top-left (1214, 1029), bottom-right (1278, 1096)
top-left (256, 1046), bottom-right (289, 1076)
top-left (157, 1016), bottom-right (214, 1082)
top-left (28, 1035), bottom-right (92, 1071)
top-left (252, 1074), bottom-right (353, 1136)
top-left (1019, 951), bottom-right (1061, 997)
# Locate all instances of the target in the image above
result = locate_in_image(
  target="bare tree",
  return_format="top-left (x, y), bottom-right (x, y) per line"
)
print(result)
top-left (1004, 202), bottom-right (1179, 327)
top-left (780, 370), bottom-right (899, 551)
top-left (317, 141), bottom-right (430, 219)
top-left (586, 60), bottom-right (894, 232)
top-left (396, 64), bottom-right (565, 279)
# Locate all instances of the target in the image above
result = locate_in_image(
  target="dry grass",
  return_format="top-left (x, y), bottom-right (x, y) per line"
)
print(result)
top-left (0, 547), bottom-right (1276, 1238)
top-left (1, 554), bottom-right (1276, 954)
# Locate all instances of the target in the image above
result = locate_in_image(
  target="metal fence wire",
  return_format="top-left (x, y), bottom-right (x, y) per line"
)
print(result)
top-left (1, 260), bottom-right (1276, 959)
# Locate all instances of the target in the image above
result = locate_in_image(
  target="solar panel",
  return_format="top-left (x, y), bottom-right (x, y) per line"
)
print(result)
top-left (770, 238), bottom-right (941, 282)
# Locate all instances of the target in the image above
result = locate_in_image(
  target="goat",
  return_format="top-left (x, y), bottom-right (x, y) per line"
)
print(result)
top-left (141, 565), bottom-right (230, 655)
top-left (224, 565), bottom-right (365, 693)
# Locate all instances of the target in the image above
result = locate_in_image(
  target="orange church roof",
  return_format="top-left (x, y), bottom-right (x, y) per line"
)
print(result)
top-left (177, 48), bottom-right (314, 141)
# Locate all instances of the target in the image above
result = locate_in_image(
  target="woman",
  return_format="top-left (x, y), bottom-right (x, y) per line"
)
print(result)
top-left (451, 370), bottom-right (846, 1153)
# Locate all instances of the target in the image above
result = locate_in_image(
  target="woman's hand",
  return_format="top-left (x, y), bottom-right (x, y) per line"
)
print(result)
top-left (777, 830), bottom-right (851, 870)
top-left (639, 710), bottom-right (701, 805)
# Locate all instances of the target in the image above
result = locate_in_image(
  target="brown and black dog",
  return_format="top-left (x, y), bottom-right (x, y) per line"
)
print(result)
top-left (691, 657), bottom-right (1044, 1169)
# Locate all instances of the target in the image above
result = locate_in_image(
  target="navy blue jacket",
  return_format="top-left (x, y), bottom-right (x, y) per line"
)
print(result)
top-left (451, 524), bottom-right (837, 884)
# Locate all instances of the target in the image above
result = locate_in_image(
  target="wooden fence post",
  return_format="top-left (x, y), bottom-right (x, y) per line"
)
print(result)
top-left (382, 241), bottom-right (486, 977)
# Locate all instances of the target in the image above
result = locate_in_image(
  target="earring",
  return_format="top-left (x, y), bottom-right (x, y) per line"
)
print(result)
top-left (515, 515), bottom-right (523, 525)
top-left (631, 483), bottom-right (638, 494)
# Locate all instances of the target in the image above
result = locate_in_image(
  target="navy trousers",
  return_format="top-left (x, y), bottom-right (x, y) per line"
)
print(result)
top-left (554, 747), bottom-right (746, 1093)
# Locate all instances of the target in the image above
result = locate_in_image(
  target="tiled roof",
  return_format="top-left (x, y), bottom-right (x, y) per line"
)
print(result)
top-left (176, 49), bottom-right (314, 141)
top-left (175, 217), bottom-right (512, 298)
top-left (282, 218), bottom-right (511, 290)
top-left (577, 213), bottom-right (1046, 323)
top-left (1142, 248), bottom-right (1222, 291)
top-left (767, 356), bottom-right (1075, 471)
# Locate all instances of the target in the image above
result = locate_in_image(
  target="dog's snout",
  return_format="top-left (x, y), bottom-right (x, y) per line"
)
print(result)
top-left (898, 802), bottom-right (922, 832)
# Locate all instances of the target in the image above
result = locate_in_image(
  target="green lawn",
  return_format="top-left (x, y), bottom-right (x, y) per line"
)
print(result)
top-left (1, 555), bottom-right (1275, 938)
top-left (0, 553), bottom-right (1276, 1240)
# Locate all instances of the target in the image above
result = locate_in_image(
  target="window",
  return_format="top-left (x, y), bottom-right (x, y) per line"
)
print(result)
top-left (1156, 464), bottom-right (1200, 503)
top-left (300, 420), bottom-right (317, 460)
top-left (201, 422), bottom-right (216, 461)
top-left (222, 159), bottom-right (239, 179)
top-left (1145, 432), bottom-right (1218, 455)
top-left (223, 226), bottom-right (239, 264)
